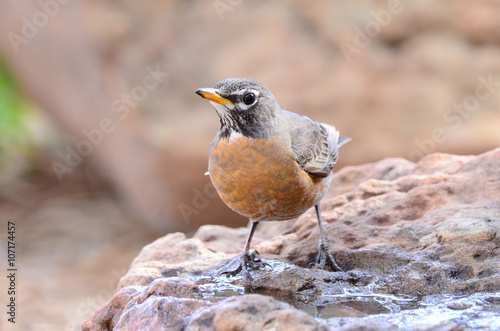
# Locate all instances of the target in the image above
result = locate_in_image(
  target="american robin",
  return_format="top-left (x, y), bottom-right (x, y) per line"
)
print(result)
top-left (196, 78), bottom-right (350, 279)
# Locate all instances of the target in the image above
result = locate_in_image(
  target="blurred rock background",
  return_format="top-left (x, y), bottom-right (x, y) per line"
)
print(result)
top-left (0, 0), bottom-right (498, 330)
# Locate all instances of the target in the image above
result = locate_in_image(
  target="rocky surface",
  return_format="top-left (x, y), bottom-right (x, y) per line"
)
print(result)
top-left (84, 148), bottom-right (500, 330)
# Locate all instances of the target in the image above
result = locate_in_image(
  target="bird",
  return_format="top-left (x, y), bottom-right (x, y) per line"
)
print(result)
top-left (195, 78), bottom-right (350, 279)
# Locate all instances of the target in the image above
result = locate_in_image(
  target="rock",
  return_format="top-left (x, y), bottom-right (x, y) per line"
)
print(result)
top-left (447, 302), bottom-right (472, 310)
top-left (84, 148), bottom-right (500, 330)
top-left (114, 296), bottom-right (206, 330)
top-left (185, 294), bottom-right (327, 331)
top-left (82, 286), bottom-right (143, 331)
top-left (451, 0), bottom-right (500, 45)
top-left (435, 218), bottom-right (496, 245)
top-left (118, 233), bottom-right (231, 289)
top-left (193, 224), bottom-right (283, 254)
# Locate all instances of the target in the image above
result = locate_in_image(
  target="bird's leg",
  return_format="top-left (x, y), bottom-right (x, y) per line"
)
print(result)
top-left (314, 204), bottom-right (343, 272)
top-left (218, 221), bottom-right (269, 280)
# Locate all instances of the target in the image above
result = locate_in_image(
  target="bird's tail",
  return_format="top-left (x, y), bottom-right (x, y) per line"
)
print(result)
top-left (338, 135), bottom-right (352, 147)
top-left (321, 123), bottom-right (352, 148)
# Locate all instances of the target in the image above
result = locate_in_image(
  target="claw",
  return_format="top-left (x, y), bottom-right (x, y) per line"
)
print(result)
top-left (218, 250), bottom-right (270, 280)
top-left (218, 263), bottom-right (243, 278)
top-left (248, 250), bottom-right (272, 268)
top-left (248, 249), bottom-right (259, 261)
top-left (312, 242), bottom-right (343, 272)
top-left (318, 250), bottom-right (343, 272)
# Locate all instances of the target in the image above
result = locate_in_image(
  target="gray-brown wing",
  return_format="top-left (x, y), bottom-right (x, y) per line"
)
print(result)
top-left (283, 110), bottom-right (350, 178)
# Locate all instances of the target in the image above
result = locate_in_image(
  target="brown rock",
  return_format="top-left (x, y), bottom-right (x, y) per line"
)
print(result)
top-left (451, 0), bottom-right (500, 44)
top-left (447, 302), bottom-right (472, 310)
top-left (136, 277), bottom-right (201, 304)
top-left (84, 149), bottom-right (500, 330)
top-left (82, 286), bottom-right (143, 331)
top-left (118, 233), bottom-right (230, 289)
top-left (185, 294), bottom-right (327, 331)
top-left (115, 296), bottom-right (206, 330)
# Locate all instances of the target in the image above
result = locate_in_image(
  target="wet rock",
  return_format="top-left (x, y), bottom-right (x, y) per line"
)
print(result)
top-left (84, 149), bottom-right (500, 330)
top-left (114, 296), bottom-right (206, 330)
top-left (185, 294), bottom-right (327, 331)
top-left (447, 302), bottom-right (472, 310)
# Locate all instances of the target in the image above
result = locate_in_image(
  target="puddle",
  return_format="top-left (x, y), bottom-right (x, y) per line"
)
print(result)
top-left (197, 280), bottom-right (246, 298)
top-left (372, 293), bottom-right (500, 330)
top-left (195, 275), bottom-right (500, 329)
top-left (299, 290), bottom-right (420, 319)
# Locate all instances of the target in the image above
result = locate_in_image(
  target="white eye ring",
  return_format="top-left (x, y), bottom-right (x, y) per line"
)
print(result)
top-left (242, 92), bottom-right (256, 105)
top-left (237, 89), bottom-right (259, 109)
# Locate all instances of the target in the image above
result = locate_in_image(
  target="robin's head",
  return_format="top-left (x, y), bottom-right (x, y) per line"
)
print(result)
top-left (196, 78), bottom-right (280, 138)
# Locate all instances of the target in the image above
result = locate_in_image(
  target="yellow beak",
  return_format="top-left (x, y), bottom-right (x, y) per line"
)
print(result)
top-left (195, 88), bottom-right (234, 106)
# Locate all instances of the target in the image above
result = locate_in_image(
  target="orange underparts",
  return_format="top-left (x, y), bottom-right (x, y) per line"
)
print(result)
top-left (209, 135), bottom-right (331, 221)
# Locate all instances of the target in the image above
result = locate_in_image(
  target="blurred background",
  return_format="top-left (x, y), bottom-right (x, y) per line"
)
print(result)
top-left (0, 0), bottom-right (499, 329)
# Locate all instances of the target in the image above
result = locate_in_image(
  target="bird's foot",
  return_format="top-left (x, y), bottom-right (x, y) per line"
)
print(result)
top-left (309, 242), bottom-right (343, 272)
top-left (218, 250), bottom-right (270, 281)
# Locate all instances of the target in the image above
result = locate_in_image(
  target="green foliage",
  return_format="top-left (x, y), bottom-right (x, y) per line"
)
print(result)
top-left (0, 59), bottom-right (31, 168)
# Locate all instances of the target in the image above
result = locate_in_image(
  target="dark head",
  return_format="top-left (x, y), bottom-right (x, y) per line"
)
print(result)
top-left (196, 78), bottom-right (280, 139)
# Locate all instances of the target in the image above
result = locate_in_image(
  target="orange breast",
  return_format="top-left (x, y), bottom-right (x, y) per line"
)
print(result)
top-left (209, 135), bottom-right (331, 221)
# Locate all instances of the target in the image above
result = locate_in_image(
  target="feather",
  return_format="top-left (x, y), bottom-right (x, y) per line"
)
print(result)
top-left (283, 110), bottom-right (350, 178)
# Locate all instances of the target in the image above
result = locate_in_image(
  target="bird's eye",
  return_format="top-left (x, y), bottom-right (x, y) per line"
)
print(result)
top-left (242, 92), bottom-right (255, 105)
